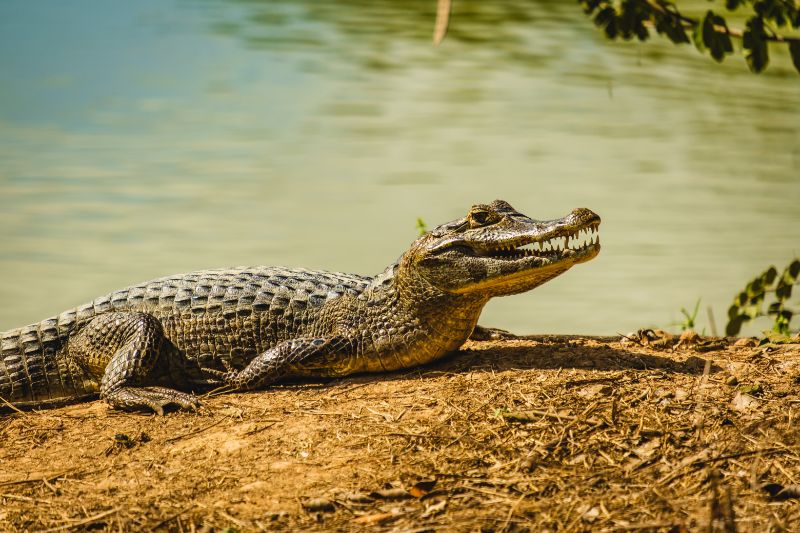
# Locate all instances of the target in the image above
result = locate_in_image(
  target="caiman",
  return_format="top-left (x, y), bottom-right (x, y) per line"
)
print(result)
top-left (0, 200), bottom-right (600, 414)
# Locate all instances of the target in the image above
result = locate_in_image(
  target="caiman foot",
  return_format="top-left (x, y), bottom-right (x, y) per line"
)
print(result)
top-left (103, 386), bottom-right (200, 416)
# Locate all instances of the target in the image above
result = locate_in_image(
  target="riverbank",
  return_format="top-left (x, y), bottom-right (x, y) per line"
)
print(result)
top-left (2, 333), bottom-right (799, 531)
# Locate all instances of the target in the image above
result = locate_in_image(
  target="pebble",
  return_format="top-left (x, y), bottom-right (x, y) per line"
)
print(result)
top-left (303, 498), bottom-right (336, 512)
top-left (734, 337), bottom-right (758, 348)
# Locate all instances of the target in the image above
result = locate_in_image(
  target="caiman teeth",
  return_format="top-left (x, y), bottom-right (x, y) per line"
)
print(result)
top-left (488, 224), bottom-right (600, 259)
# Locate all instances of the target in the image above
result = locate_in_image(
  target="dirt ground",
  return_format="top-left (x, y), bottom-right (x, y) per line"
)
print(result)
top-left (2, 332), bottom-right (800, 532)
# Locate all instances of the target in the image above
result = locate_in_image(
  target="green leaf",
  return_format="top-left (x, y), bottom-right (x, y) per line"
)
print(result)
top-left (692, 19), bottom-right (706, 52)
top-left (747, 48), bottom-right (769, 74)
top-left (790, 42), bottom-right (800, 75)
top-left (789, 259), bottom-right (800, 279)
top-left (594, 6), bottom-right (620, 40)
top-left (594, 6), bottom-right (615, 29)
top-left (605, 19), bottom-right (619, 39)
top-left (634, 21), bottom-right (649, 42)
top-left (416, 217), bottom-right (428, 236)
top-left (738, 382), bottom-right (763, 396)
top-left (748, 277), bottom-right (764, 296)
top-left (776, 281), bottom-right (793, 300)
top-left (774, 312), bottom-right (792, 335)
top-left (617, 0), bottom-right (651, 42)
top-left (702, 11), bottom-right (719, 58)
top-left (755, 0), bottom-right (789, 27)
top-left (743, 17), bottom-right (769, 73)
top-left (654, 10), bottom-right (689, 44)
top-left (581, 0), bottom-right (604, 16)
top-left (737, 291), bottom-right (748, 306)
top-left (763, 266), bottom-right (778, 285)
top-left (726, 314), bottom-right (745, 336)
top-left (698, 11), bottom-right (733, 62)
top-left (748, 291), bottom-right (765, 307)
top-left (711, 13), bottom-right (734, 59)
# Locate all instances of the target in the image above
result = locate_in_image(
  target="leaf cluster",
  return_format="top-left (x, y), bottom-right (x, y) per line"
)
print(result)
top-left (726, 258), bottom-right (800, 336)
top-left (580, 0), bottom-right (800, 74)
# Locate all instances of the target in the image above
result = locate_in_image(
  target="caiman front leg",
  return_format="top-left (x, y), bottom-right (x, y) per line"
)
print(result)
top-left (204, 336), bottom-right (352, 391)
top-left (69, 312), bottom-right (200, 415)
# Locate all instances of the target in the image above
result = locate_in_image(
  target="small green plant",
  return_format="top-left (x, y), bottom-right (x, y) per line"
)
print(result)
top-left (738, 382), bottom-right (764, 397)
top-left (416, 217), bottom-right (428, 236)
top-left (678, 298), bottom-right (701, 331)
top-left (726, 258), bottom-right (800, 337)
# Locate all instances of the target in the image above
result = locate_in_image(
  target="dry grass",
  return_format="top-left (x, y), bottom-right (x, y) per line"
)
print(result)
top-left (2, 333), bottom-right (800, 532)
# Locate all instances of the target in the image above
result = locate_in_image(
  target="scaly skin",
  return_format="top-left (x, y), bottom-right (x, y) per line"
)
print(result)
top-left (0, 200), bottom-right (601, 414)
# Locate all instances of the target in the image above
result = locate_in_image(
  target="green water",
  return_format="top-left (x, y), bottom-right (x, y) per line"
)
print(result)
top-left (1, 1), bottom-right (798, 335)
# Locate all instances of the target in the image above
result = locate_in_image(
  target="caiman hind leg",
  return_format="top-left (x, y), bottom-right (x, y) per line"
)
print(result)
top-left (69, 312), bottom-right (199, 414)
top-left (204, 336), bottom-right (352, 391)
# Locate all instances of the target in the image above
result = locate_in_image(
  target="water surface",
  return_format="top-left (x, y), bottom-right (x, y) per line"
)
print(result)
top-left (1, 1), bottom-right (798, 335)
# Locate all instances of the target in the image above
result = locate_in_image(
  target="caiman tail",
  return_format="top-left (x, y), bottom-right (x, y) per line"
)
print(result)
top-left (0, 317), bottom-right (93, 410)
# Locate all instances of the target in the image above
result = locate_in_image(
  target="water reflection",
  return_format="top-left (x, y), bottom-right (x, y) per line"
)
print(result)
top-left (0, 0), bottom-right (798, 335)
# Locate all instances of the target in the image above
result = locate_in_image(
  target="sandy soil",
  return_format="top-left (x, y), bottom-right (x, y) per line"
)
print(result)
top-left (2, 332), bottom-right (799, 532)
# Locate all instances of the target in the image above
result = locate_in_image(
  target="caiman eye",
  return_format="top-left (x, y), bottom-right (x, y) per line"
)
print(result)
top-left (468, 209), bottom-right (497, 227)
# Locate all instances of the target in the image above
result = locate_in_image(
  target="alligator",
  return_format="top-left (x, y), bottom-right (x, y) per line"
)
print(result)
top-left (0, 200), bottom-right (600, 414)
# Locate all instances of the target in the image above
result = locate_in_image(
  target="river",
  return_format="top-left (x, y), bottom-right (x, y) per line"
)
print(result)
top-left (1, 0), bottom-right (798, 334)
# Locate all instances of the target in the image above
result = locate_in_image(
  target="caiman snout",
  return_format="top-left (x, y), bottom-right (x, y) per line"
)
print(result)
top-left (568, 208), bottom-right (602, 226)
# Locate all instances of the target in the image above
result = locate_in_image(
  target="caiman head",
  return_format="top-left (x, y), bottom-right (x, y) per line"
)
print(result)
top-left (403, 200), bottom-right (601, 298)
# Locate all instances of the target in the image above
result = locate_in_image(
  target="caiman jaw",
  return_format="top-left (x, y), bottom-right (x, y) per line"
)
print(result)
top-left (480, 220), bottom-right (600, 263)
